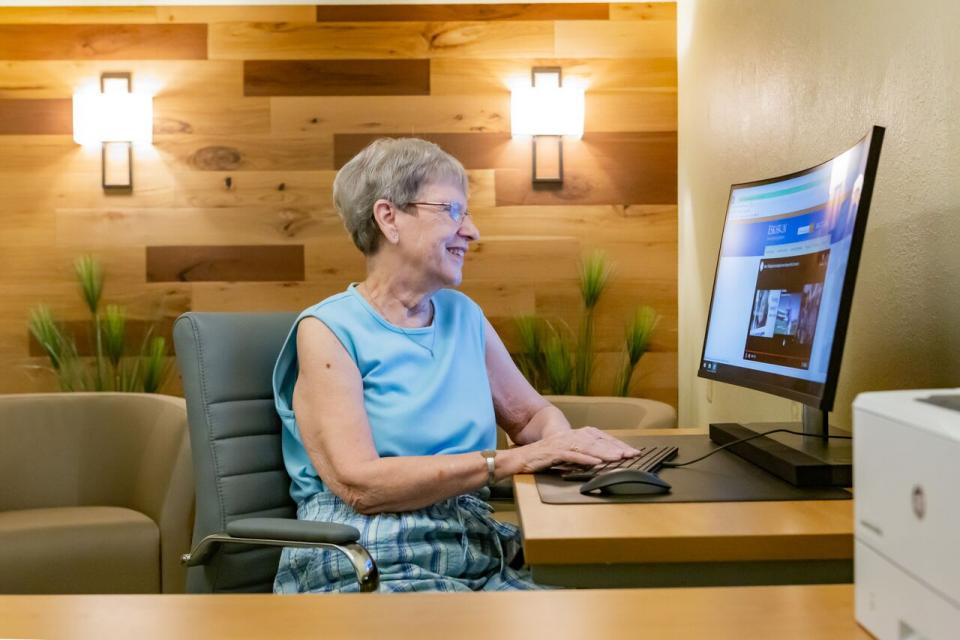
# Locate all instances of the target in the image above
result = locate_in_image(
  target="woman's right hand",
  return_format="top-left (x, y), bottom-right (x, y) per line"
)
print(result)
top-left (510, 427), bottom-right (642, 474)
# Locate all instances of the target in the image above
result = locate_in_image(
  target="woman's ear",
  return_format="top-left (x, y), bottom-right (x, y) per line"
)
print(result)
top-left (372, 199), bottom-right (400, 244)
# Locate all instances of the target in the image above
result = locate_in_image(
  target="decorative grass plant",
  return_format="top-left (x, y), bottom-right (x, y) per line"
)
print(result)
top-left (614, 305), bottom-right (661, 397)
top-left (27, 255), bottom-right (172, 393)
top-left (573, 250), bottom-right (612, 395)
top-left (512, 250), bottom-right (659, 398)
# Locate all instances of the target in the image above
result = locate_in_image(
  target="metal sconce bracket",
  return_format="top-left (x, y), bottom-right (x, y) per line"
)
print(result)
top-left (101, 72), bottom-right (134, 193)
top-left (531, 66), bottom-right (564, 184)
top-left (102, 141), bottom-right (133, 192)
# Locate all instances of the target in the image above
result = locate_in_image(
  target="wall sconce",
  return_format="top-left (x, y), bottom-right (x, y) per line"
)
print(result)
top-left (73, 72), bottom-right (153, 192)
top-left (510, 67), bottom-right (585, 184)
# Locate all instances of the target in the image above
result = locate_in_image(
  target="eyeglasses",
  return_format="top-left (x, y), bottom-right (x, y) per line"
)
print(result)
top-left (406, 201), bottom-right (470, 224)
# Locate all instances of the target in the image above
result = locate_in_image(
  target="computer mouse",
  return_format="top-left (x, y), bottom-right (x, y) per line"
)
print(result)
top-left (579, 469), bottom-right (672, 496)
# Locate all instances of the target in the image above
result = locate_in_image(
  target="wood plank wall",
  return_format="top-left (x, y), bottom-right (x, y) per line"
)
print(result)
top-left (0, 3), bottom-right (678, 406)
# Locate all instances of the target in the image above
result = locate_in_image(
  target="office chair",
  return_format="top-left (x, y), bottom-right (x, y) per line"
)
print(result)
top-left (173, 312), bottom-right (378, 593)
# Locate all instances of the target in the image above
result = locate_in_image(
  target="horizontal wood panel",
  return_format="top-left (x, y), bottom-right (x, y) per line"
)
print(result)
top-left (156, 6), bottom-right (316, 23)
top-left (1, 281), bottom-right (191, 326)
top-left (28, 318), bottom-right (175, 357)
top-left (0, 99), bottom-right (72, 135)
top-left (273, 95), bottom-right (510, 135)
top-left (555, 19), bottom-right (676, 58)
top-left (208, 21), bottom-right (554, 60)
top-left (0, 24), bottom-right (207, 60)
top-left (154, 135), bottom-right (333, 171)
top-left (334, 131), bottom-right (516, 169)
top-left (274, 93), bottom-right (673, 136)
top-left (191, 280), bottom-right (535, 317)
top-left (244, 59), bottom-right (431, 97)
top-left (0, 166), bottom-right (176, 212)
top-left (57, 207), bottom-right (342, 247)
top-left (315, 4), bottom-right (608, 21)
top-left (471, 204), bottom-right (677, 244)
top-left (0, 136), bottom-right (90, 172)
top-left (495, 132), bottom-right (678, 205)
top-left (586, 92), bottom-right (677, 132)
top-left (0, 247), bottom-right (147, 288)
top-left (610, 3), bottom-right (678, 21)
top-left (146, 245), bottom-right (306, 282)
top-left (170, 170), bottom-right (333, 209)
top-left (0, 7), bottom-right (157, 24)
top-left (430, 57), bottom-right (677, 94)
top-left (0, 61), bottom-right (245, 100)
top-left (154, 97), bottom-right (270, 136)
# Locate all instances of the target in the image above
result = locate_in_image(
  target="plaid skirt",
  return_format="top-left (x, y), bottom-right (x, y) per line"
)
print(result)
top-left (274, 489), bottom-right (543, 593)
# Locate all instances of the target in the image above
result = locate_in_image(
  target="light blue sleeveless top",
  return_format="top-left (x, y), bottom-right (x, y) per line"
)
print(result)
top-left (272, 284), bottom-right (497, 504)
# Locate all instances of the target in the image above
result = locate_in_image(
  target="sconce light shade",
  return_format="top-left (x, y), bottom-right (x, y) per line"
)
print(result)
top-left (510, 85), bottom-right (585, 138)
top-left (73, 91), bottom-right (153, 147)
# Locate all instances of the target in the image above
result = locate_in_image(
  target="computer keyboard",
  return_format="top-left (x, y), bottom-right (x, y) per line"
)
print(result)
top-left (558, 445), bottom-right (679, 482)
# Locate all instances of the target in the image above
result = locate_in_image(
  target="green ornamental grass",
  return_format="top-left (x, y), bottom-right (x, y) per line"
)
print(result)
top-left (27, 255), bottom-right (172, 394)
top-left (510, 250), bottom-right (658, 398)
top-left (573, 251), bottom-right (612, 395)
top-left (615, 305), bottom-right (661, 397)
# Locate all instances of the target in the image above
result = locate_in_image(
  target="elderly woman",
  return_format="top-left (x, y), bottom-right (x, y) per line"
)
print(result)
top-left (272, 138), bottom-right (640, 593)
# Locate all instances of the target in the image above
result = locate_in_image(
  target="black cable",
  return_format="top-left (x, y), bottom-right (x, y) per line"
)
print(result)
top-left (660, 428), bottom-right (853, 469)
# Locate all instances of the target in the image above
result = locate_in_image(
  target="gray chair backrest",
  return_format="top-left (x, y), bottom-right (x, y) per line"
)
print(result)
top-left (173, 311), bottom-right (298, 593)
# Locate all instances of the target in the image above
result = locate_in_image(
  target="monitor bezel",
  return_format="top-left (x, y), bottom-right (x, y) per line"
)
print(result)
top-left (697, 125), bottom-right (885, 411)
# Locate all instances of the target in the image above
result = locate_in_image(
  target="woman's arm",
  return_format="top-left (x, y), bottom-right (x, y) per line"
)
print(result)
top-left (294, 317), bottom-right (638, 514)
top-left (482, 318), bottom-right (641, 469)
top-left (483, 318), bottom-right (572, 444)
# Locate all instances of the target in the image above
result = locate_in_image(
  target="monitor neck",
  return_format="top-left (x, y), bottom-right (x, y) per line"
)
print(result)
top-left (802, 405), bottom-right (829, 440)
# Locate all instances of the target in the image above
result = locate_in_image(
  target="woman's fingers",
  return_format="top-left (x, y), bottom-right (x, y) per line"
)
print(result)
top-left (555, 451), bottom-right (603, 467)
top-left (577, 432), bottom-right (640, 460)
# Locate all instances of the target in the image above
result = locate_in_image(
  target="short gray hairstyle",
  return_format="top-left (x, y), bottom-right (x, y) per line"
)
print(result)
top-left (332, 138), bottom-right (469, 255)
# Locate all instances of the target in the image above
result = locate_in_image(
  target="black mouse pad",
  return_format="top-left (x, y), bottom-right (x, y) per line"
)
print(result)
top-left (535, 435), bottom-right (852, 504)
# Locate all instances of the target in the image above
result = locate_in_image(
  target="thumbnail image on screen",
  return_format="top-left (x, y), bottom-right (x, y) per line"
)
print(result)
top-left (699, 127), bottom-right (883, 405)
top-left (744, 251), bottom-right (828, 369)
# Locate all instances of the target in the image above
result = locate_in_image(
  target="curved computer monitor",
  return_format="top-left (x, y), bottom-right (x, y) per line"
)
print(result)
top-left (698, 126), bottom-right (885, 413)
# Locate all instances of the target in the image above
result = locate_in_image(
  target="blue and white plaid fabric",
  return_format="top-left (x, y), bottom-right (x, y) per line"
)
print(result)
top-left (274, 490), bottom-right (543, 593)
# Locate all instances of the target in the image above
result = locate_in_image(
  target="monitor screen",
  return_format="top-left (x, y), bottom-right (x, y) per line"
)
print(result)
top-left (698, 127), bottom-right (884, 410)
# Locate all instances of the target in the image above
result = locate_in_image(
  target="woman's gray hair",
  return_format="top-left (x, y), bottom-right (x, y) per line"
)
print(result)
top-left (332, 138), bottom-right (469, 255)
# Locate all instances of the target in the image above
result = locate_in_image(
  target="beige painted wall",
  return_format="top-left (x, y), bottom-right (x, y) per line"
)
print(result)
top-left (677, 0), bottom-right (960, 429)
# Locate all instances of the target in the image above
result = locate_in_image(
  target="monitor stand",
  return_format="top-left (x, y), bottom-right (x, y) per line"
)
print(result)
top-left (709, 406), bottom-right (852, 487)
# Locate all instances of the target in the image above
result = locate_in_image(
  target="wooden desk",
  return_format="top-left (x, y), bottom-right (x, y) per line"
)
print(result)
top-left (514, 428), bottom-right (854, 587)
top-left (0, 585), bottom-right (870, 639)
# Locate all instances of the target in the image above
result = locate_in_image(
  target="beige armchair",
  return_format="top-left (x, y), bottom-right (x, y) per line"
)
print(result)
top-left (544, 395), bottom-right (677, 430)
top-left (0, 393), bottom-right (193, 594)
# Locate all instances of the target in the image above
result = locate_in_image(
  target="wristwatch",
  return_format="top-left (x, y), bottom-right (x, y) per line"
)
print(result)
top-left (480, 449), bottom-right (497, 487)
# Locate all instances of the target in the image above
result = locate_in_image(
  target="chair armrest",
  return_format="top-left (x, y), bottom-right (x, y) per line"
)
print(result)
top-left (227, 518), bottom-right (359, 544)
top-left (181, 518), bottom-right (378, 592)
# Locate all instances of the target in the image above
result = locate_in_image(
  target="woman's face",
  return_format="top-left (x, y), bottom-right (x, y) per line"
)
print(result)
top-left (396, 178), bottom-right (479, 289)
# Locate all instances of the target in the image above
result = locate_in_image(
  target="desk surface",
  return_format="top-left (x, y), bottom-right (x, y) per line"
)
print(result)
top-left (514, 429), bottom-right (854, 567)
top-left (0, 585), bottom-right (870, 640)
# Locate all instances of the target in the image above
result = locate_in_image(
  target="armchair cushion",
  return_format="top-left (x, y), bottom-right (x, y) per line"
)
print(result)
top-left (0, 506), bottom-right (159, 594)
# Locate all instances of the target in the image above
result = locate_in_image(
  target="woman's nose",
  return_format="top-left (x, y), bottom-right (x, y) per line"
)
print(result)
top-left (459, 214), bottom-right (480, 242)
